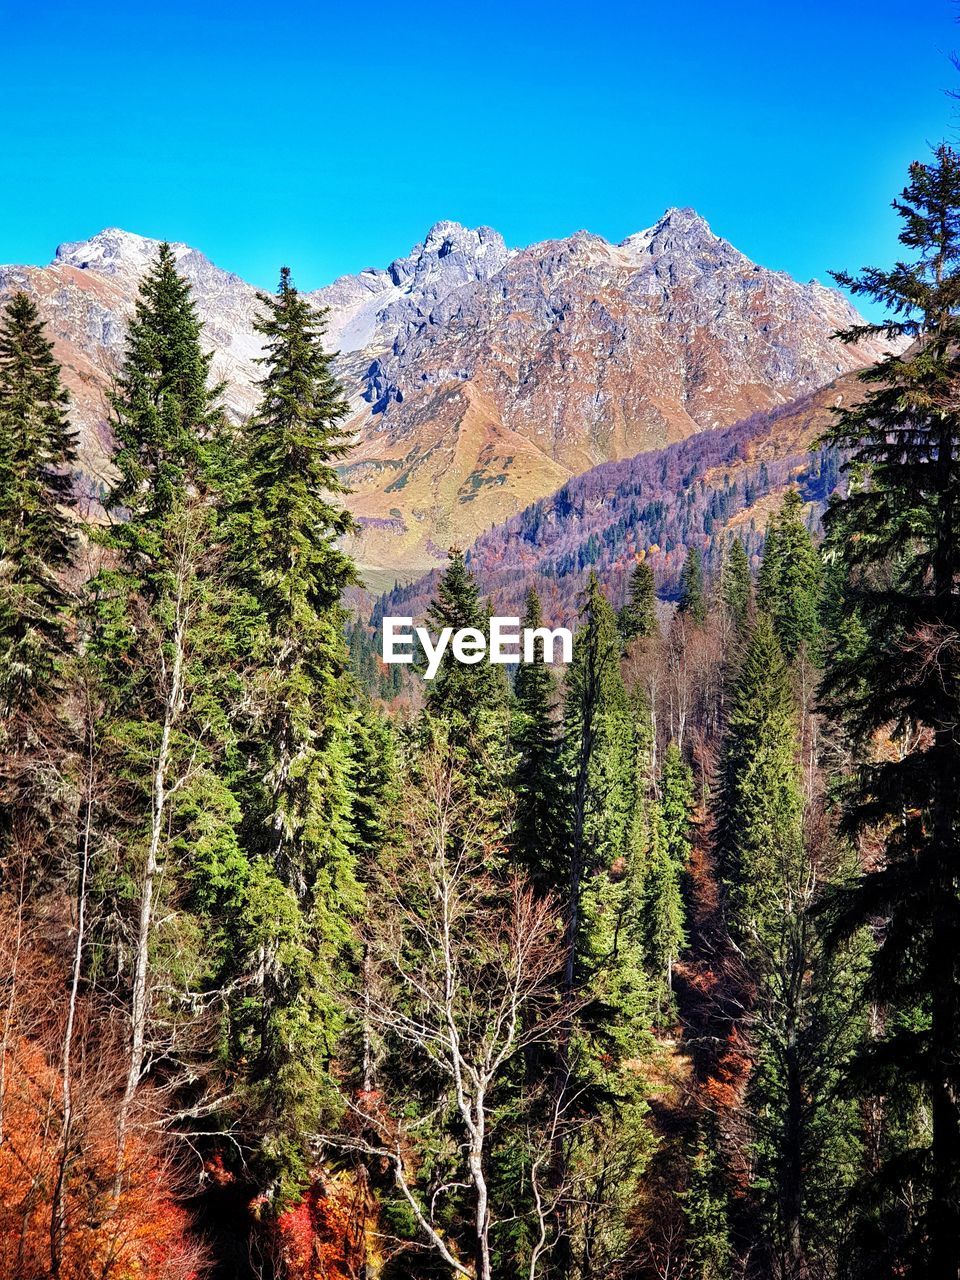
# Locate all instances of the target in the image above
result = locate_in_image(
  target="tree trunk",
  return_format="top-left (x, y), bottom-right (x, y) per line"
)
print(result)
top-left (50, 691), bottom-right (95, 1276)
top-left (114, 575), bottom-right (187, 1198)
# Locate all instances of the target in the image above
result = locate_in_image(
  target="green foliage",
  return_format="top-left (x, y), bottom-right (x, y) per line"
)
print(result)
top-left (618, 558), bottom-right (657, 641)
top-left (227, 268), bottom-right (364, 1198)
top-left (511, 587), bottom-right (565, 890)
top-left (720, 536), bottom-right (751, 631)
top-left (425, 549), bottom-right (507, 720)
top-left (747, 904), bottom-right (868, 1277)
top-left (86, 242), bottom-right (246, 984)
top-left (715, 605), bottom-right (865, 1275)
top-left (683, 1113), bottom-right (733, 1280)
top-left (716, 614), bottom-right (803, 956)
top-left (821, 143), bottom-right (960, 1276)
top-left (561, 575), bottom-right (654, 1239)
top-left (421, 549), bottom-right (512, 841)
top-left (5, 162), bottom-right (948, 1280)
top-left (563, 574), bottom-right (635, 888)
top-left (641, 742), bottom-right (693, 1021)
top-left (107, 242), bottom-right (222, 533)
top-left (0, 292), bottom-right (77, 715)
top-left (757, 489), bottom-right (823, 661)
top-left (678, 546), bottom-right (707, 624)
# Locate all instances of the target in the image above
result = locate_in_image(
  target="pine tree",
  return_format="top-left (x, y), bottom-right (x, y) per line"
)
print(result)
top-left (715, 614), bottom-right (803, 957)
top-left (642, 742), bottom-right (694, 1018)
top-left (421, 548), bottom-right (512, 839)
top-left (720, 536), bottom-right (751, 631)
top-left (230, 267), bottom-right (362, 1198)
top-left (715, 613), bottom-right (864, 1275)
top-left (756, 489), bottom-right (822, 661)
top-left (425, 548), bottom-right (506, 721)
top-left (618, 558), bottom-right (657, 641)
top-left (0, 292), bottom-right (77, 717)
top-left (108, 243), bottom-right (221, 532)
top-left (683, 1112), bottom-right (733, 1280)
top-left (88, 244), bottom-right (245, 1193)
top-left (678, 547), bottom-right (707, 624)
top-left (511, 587), bottom-right (564, 891)
top-left (821, 144), bottom-right (960, 1277)
top-left (562, 574), bottom-right (635, 992)
top-left (560, 587), bottom-right (655, 1272)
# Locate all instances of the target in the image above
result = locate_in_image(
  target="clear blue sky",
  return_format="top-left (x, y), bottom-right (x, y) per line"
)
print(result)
top-left (1, 0), bottom-right (957, 316)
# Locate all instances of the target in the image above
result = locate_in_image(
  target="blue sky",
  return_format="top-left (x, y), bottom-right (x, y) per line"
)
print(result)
top-left (1, 0), bottom-right (957, 316)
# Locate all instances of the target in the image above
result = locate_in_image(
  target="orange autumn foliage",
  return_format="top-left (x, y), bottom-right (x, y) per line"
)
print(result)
top-left (0, 1035), bottom-right (205, 1280)
top-left (275, 1173), bottom-right (375, 1280)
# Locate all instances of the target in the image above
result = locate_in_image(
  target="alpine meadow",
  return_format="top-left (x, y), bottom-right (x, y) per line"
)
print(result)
top-left (2, 8), bottom-right (960, 1278)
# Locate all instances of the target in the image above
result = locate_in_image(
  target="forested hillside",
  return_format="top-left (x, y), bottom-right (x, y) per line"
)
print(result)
top-left (367, 371), bottom-right (857, 636)
top-left (2, 144), bottom-right (960, 1280)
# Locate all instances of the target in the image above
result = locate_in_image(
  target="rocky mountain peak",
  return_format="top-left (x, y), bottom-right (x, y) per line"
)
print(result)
top-left (55, 227), bottom-right (164, 276)
top-left (53, 228), bottom-right (251, 298)
top-left (618, 206), bottom-right (744, 270)
top-left (388, 221), bottom-right (511, 290)
top-left (2, 215), bottom-right (899, 574)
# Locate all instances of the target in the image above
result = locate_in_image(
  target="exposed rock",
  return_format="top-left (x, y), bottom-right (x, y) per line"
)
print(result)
top-left (0, 212), bottom-right (896, 568)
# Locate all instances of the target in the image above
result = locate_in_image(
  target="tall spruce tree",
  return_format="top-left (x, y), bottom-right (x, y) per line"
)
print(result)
top-left (720, 536), bottom-right (751, 632)
top-left (757, 489), bottom-right (823, 662)
top-left (562, 573), bottom-right (635, 992)
top-left (421, 548), bottom-right (512, 840)
top-left (715, 614), bottom-right (803, 954)
top-left (641, 742), bottom-right (694, 1018)
top-left (821, 144), bottom-right (960, 1277)
top-left (716, 613), bottom-right (864, 1276)
top-left (511, 587), bottom-right (564, 890)
top-left (559, 577), bottom-right (655, 1275)
top-left (90, 244), bottom-right (245, 1192)
top-left (230, 267), bottom-right (362, 1198)
top-left (618, 558), bottom-right (657, 641)
top-left (678, 547), bottom-right (707, 624)
top-left (0, 292), bottom-right (77, 717)
top-left (682, 1112), bottom-right (733, 1280)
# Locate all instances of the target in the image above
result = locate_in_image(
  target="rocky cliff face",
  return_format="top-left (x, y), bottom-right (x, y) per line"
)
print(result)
top-left (0, 212), bottom-right (893, 567)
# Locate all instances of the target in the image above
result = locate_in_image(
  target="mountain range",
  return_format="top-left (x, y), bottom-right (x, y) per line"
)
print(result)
top-left (0, 213), bottom-right (893, 575)
top-left (373, 368), bottom-right (863, 629)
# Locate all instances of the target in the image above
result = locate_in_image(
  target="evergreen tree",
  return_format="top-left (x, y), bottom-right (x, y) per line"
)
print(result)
top-left (562, 574), bottom-right (635, 991)
top-left (716, 614), bottom-right (863, 1275)
top-left (425, 548), bottom-right (505, 720)
top-left (511, 587), bottom-right (564, 891)
top-left (757, 489), bottom-right (823, 662)
top-left (108, 242), bottom-right (222, 530)
top-left (641, 742), bottom-right (694, 1018)
top-left (421, 548), bottom-right (512, 839)
top-left (715, 614), bottom-right (803, 954)
top-left (88, 244), bottom-right (245, 1193)
top-left (747, 889), bottom-right (867, 1280)
top-left (678, 547), bottom-right (707, 624)
top-left (618, 558), bottom-right (657, 641)
top-left (683, 1113), bottom-right (733, 1280)
top-left (821, 144), bottom-right (960, 1278)
top-left (720, 536), bottom-right (751, 631)
top-left (229, 267), bottom-right (362, 1197)
top-left (0, 292), bottom-right (77, 716)
top-left (560, 584), bottom-right (655, 1272)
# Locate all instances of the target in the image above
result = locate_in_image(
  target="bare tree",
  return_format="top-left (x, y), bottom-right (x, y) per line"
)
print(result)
top-left (328, 743), bottom-right (580, 1280)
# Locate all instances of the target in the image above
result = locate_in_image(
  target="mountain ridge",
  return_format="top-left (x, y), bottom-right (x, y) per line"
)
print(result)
top-left (371, 368), bottom-right (862, 631)
top-left (0, 213), bottom-right (895, 567)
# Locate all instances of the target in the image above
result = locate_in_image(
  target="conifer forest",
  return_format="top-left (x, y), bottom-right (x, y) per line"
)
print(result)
top-left (4, 133), bottom-right (960, 1280)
